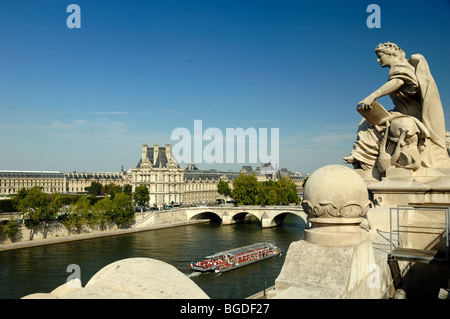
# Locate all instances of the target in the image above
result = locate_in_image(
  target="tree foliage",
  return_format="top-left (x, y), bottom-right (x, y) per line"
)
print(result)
top-left (5, 217), bottom-right (20, 240)
top-left (232, 174), bottom-right (299, 206)
top-left (232, 174), bottom-right (260, 205)
top-left (133, 184), bottom-right (149, 208)
top-left (85, 181), bottom-right (102, 196)
top-left (110, 193), bottom-right (135, 227)
top-left (17, 187), bottom-right (61, 230)
top-left (16, 185), bottom-right (136, 236)
top-left (217, 180), bottom-right (232, 198)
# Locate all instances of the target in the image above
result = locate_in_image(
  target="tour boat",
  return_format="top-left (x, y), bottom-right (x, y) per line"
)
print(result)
top-left (190, 242), bottom-right (282, 273)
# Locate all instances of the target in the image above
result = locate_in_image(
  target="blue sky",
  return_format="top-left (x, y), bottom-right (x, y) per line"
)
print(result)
top-left (0, 0), bottom-right (449, 174)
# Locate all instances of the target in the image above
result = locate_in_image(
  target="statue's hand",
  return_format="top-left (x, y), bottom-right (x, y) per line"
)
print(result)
top-left (357, 96), bottom-right (375, 110)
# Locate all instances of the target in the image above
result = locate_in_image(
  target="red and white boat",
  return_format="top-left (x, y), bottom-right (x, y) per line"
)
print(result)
top-left (190, 242), bottom-right (282, 273)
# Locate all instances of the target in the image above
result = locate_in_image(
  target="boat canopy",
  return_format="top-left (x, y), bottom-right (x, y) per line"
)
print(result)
top-left (206, 242), bottom-right (275, 259)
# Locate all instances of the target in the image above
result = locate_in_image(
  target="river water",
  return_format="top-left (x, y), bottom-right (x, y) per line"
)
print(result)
top-left (0, 219), bottom-right (305, 299)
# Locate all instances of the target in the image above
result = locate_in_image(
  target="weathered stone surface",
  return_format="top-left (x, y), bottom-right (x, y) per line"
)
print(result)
top-left (274, 240), bottom-right (354, 298)
top-left (50, 278), bottom-right (82, 298)
top-left (21, 293), bottom-right (59, 299)
top-left (302, 165), bottom-right (371, 219)
top-left (273, 236), bottom-right (392, 299)
top-left (22, 258), bottom-right (209, 299)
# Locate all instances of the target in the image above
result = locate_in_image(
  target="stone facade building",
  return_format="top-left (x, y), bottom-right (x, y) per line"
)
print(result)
top-left (0, 171), bottom-right (66, 195)
top-left (64, 171), bottom-right (128, 194)
top-left (183, 168), bottom-right (238, 205)
top-left (0, 143), bottom-right (305, 207)
top-left (130, 144), bottom-right (185, 207)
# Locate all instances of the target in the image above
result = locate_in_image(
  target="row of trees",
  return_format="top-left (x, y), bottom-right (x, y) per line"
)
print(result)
top-left (16, 186), bottom-right (135, 237)
top-left (0, 217), bottom-right (19, 241)
top-left (86, 182), bottom-right (150, 211)
top-left (85, 181), bottom-right (132, 198)
top-left (217, 174), bottom-right (300, 206)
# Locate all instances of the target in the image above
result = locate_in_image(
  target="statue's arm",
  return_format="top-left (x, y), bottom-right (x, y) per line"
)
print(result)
top-left (358, 78), bottom-right (404, 110)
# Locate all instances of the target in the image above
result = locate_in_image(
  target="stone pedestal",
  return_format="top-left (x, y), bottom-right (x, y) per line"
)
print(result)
top-left (273, 237), bottom-right (392, 299)
top-left (305, 217), bottom-right (367, 246)
top-left (267, 165), bottom-right (397, 299)
top-left (364, 167), bottom-right (450, 206)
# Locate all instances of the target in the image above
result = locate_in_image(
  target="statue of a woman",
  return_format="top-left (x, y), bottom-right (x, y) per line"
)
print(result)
top-left (344, 42), bottom-right (450, 174)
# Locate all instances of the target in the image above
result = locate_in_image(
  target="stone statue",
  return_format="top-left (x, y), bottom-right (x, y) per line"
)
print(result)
top-left (344, 42), bottom-right (450, 176)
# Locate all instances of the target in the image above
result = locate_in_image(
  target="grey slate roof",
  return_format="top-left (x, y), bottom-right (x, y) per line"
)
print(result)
top-left (0, 171), bottom-right (65, 179)
top-left (136, 147), bottom-right (178, 168)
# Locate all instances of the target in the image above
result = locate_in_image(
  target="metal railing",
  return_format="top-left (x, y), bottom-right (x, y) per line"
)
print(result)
top-left (389, 205), bottom-right (449, 263)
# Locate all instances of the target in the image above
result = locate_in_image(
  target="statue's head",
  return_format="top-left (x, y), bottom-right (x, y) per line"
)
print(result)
top-left (375, 42), bottom-right (406, 67)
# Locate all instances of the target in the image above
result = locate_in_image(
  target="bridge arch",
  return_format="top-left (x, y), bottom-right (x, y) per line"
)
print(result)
top-left (232, 212), bottom-right (261, 224)
top-left (189, 211), bottom-right (222, 222)
top-left (262, 211), bottom-right (308, 228)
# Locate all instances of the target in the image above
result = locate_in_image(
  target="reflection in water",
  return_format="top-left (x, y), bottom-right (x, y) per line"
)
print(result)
top-left (0, 221), bottom-right (304, 299)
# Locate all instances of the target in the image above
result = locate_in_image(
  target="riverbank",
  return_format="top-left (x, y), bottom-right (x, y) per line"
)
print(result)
top-left (0, 219), bottom-right (209, 252)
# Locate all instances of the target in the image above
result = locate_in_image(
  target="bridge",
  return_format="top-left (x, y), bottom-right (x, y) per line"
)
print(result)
top-left (135, 205), bottom-right (308, 229)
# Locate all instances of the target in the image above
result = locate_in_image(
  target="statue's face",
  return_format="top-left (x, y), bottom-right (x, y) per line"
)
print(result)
top-left (376, 52), bottom-right (395, 68)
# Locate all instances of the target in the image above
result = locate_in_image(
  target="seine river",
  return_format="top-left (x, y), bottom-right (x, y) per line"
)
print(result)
top-left (0, 219), bottom-right (305, 299)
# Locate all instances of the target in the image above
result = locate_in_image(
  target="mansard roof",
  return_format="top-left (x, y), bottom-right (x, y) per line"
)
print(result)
top-left (184, 170), bottom-right (240, 181)
top-left (64, 172), bottom-right (124, 180)
top-left (136, 146), bottom-right (180, 169)
top-left (0, 170), bottom-right (64, 179)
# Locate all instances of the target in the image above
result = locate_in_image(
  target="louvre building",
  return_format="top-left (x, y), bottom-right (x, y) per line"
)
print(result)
top-left (0, 144), bottom-right (304, 207)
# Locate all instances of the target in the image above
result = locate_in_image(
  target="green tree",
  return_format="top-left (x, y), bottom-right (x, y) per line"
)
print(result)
top-left (92, 197), bottom-right (113, 230)
top-left (111, 193), bottom-right (135, 227)
top-left (85, 181), bottom-right (102, 196)
top-left (63, 196), bottom-right (91, 234)
top-left (48, 193), bottom-right (64, 219)
top-left (102, 183), bottom-right (122, 199)
top-left (232, 174), bottom-right (259, 205)
top-left (133, 185), bottom-right (149, 211)
top-left (6, 217), bottom-right (20, 241)
top-left (276, 176), bottom-right (300, 205)
top-left (123, 184), bottom-right (133, 196)
top-left (266, 189), bottom-right (278, 206)
top-left (16, 187), bottom-right (28, 200)
top-left (257, 180), bottom-right (276, 205)
top-left (217, 180), bottom-right (232, 199)
top-left (17, 187), bottom-right (53, 238)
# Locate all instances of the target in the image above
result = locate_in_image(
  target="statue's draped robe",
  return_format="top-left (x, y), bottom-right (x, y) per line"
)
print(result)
top-left (350, 54), bottom-right (450, 169)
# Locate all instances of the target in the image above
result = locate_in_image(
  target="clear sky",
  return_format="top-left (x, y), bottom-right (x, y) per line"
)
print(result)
top-left (0, 0), bottom-right (449, 174)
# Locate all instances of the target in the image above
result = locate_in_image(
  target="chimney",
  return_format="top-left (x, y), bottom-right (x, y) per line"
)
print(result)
top-left (153, 144), bottom-right (159, 165)
top-left (165, 144), bottom-right (172, 160)
top-left (142, 144), bottom-right (148, 163)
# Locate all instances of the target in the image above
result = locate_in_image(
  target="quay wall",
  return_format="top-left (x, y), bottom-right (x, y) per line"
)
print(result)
top-left (0, 211), bottom-right (205, 252)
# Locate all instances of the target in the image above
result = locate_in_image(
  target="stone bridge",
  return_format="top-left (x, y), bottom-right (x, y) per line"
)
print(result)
top-left (136, 205), bottom-right (308, 229)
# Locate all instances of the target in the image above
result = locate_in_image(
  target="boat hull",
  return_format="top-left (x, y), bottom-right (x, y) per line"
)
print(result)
top-left (215, 251), bottom-right (281, 273)
top-left (191, 242), bottom-right (282, 273)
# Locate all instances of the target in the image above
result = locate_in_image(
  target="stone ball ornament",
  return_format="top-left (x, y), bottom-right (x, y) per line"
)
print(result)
top-left (302, 165), bottom-right (371, 219)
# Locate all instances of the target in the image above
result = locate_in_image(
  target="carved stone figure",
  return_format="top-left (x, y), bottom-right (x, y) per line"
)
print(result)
top-left (344, 42), bottom-right (450, 176)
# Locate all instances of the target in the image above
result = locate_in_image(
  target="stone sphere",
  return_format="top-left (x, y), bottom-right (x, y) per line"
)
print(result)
top-left (302, 165), bottom-right (371, 219)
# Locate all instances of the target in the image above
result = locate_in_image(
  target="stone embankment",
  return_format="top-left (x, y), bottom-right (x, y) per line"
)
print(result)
top-left (0, 210), bottom-right (207, 252)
